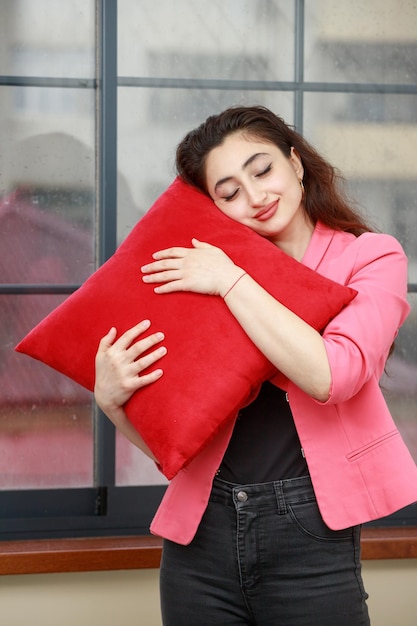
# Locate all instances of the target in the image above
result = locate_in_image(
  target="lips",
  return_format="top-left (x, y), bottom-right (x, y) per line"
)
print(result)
top-left (254, 201), bottom-right (278, 221)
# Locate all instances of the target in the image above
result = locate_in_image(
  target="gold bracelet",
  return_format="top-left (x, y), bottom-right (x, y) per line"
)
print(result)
top-left (223, 272), bottom-right (247, 299)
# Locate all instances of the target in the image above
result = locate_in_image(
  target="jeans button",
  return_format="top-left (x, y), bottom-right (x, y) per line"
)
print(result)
top-left (237, 490), bottom-right (248, 502)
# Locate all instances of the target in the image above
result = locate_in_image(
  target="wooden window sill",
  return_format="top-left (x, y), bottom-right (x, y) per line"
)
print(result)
top-left (1, 527), bottom-right (417, 576)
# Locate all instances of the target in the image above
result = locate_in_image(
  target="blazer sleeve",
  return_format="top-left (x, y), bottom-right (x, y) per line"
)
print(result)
top-left (321, 233), bottom-right (410, 405)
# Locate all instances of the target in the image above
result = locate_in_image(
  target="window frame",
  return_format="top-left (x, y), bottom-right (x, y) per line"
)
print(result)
top-left (0, 0), bottom-right (416, 557)
top-left (2, 527), bottom-right (417, 577)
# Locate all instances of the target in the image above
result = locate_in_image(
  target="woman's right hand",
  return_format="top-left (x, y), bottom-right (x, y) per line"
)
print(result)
top-left (94, 319), bottom-right (167, 414)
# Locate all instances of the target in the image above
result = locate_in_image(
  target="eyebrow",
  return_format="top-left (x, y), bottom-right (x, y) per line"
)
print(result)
top-left (214, 152), bottom-right (270, 193)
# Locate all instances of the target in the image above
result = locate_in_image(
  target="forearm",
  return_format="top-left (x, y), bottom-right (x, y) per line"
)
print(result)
top-left (140, 241), bottom-right (332, 399)
top-left (223, 273), bottom-right (332, 401)
top-left (100, 404), bottom-right (158, 462)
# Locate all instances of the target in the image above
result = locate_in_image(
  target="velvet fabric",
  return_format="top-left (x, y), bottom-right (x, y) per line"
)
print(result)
top-left (15, 178), bottom-right (357, 479)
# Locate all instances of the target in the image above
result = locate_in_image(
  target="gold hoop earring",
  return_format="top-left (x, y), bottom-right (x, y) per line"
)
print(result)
top-left (299, 178), bottom-right (305, 195)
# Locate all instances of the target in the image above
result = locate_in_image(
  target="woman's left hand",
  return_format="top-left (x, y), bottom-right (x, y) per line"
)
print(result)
top-left (141, 238), bottom-right (244, 297)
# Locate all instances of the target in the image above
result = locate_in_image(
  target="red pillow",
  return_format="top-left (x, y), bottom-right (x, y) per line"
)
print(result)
top-left (16, 178), bottom-right (356, 479)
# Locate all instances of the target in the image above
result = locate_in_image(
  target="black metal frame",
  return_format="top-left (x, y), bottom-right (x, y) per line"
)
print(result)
top-left (0, 0), bottom-right (416, 541)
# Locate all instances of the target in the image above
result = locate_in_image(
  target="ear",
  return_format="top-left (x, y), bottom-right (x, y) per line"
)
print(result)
top-left (289, 147), bottom-right (304, 179)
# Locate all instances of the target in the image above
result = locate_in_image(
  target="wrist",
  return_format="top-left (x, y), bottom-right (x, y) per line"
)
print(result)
top-left (221, 270), bottom-right (248, 299)
top-left (95, 392), bottom-right (124, 418)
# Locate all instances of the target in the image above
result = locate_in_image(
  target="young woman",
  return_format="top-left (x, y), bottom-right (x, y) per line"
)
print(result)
top-left (94, 106), bottom-right (417, 625)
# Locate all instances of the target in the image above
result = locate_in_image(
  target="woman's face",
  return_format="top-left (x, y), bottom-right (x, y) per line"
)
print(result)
top-left (204, 132), bottom-right (314, 257)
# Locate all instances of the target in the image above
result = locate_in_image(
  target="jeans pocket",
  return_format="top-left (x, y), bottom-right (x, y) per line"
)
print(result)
top-left (288, 499), bottom-right (353, 542)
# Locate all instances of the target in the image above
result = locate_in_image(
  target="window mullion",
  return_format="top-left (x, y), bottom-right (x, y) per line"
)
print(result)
top-left (94, 0), bottom-right (119, 489)
top-left (294, 0), bottom-right (305, 133)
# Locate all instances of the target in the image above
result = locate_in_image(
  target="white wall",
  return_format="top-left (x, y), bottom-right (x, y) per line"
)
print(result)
top-left (1, 561), bottom-right (416, 626)
top-left (0, 569), bottom-right (162, 626)
top-left (364, 560), bottom-right (417, 626)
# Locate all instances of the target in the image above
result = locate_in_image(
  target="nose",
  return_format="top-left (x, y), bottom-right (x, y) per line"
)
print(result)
top-left (247, 183), bottom-right (267, 207)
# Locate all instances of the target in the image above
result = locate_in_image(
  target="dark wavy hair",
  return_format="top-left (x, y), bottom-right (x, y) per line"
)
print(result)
top-left (176, 105), bottom-right (372, 236)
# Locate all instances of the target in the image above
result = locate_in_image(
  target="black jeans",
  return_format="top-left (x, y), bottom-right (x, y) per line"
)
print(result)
top-left (160, 475), bottom-right (370, 625)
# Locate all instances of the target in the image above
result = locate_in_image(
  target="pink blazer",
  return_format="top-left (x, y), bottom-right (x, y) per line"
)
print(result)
top-left (151, 223), bottom-right (417, 545)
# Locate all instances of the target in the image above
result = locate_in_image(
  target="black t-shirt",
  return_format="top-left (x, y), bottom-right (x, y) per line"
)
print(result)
top-left (218, 381), bottom-right (308, 484)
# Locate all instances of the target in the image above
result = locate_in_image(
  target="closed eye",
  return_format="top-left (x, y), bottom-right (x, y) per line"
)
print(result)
top-left (255, 163), bottom-right (272, 177)
top-left (223, 188), bottom-right (239, 202)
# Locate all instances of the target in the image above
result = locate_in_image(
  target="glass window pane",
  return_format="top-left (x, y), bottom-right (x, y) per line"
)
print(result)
top-left (117, 87), bottom-right (294, 240)
top-left (0, 295), bottom-right (94, 489)
top-left (305, 0), bottom-right (417, 84)
top-left (381, 294), bottom-right (417, 464)
top-left (116, 84), bottom-right (293, 484)
top-left (117, 0), bottom-right (298, 488)
top-left (118, 0), bottom-right (294, 81)
top-left (0, 86), bottom-right (96, 282)
top-left (0, 0), bottom-right (95, 78)
top-left (304, 89), bottom-right (417, 467)
top-left (303, 92), bottom-right (417, 282)
top-left (0, 4), bottom-right (96, 494)
top-left (116, 434), bottom-right (168, 486)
